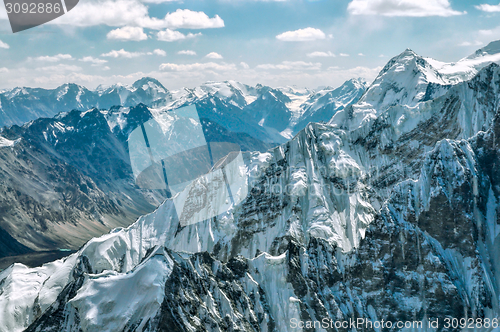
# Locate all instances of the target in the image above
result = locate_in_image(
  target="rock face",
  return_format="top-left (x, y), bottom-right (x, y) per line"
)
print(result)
top-left (2, 43), bottom-right (500, 332)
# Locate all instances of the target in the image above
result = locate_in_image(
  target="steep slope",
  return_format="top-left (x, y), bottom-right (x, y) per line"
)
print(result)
top-left (292, 78), bottom-right (367, 134)
top-left (4, 110), bottom-right (500, 331)
top-left (427, 40), bottom-right (500, 84)
top-left (0, 105), bottom-right (166, 255)
top-left (0, 104), bottom-right (272, 258)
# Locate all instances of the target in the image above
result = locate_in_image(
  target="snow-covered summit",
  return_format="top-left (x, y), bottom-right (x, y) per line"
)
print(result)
top-left (330, 42), bottom-right (500, 132)
top-left (425, 40), bottom-right (500, 84)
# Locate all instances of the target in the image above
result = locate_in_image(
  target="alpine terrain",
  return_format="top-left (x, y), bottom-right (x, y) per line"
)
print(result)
top-left (0, 78), bottom-right (366, 261)
top-left (2, 40), bottom-right (500, 331)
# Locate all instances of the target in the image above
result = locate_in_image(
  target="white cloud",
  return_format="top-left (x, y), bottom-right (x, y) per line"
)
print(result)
top-left (32, 54), bottom-right (73, 62)
top-left (178, 50), bottom-right (197, 55)
top-left (107, 26), bottom-right (148, 41)
top-left (80, 56), bottom-right (108, 65)
top-left (256, 61), bottom-right (321, 71)
top-left (159, 62), bottom-right (237, 71)
top-left (205, 52), bottom-right (223, 59)
top-left (51, 4), bottom-right (224, 30)
top-left (358, 53), bottom-right (365, 56)
top-left (0, 40), bottom-right (9, 49)
top-left (479, 29), bottom-right (495, 36)
top-left (161, 9), bottom-right (224, 29)
top-left (276, 27), bottom-right (326, 42)
top-left (157, 29), bottom-right (201, 41)
top-left (153, 49), bottom-right (167, 56)
top-left (0, 67), bottom-right (8, 73)
top-left (103, 66), bottom-right (111, 71)
top-left (35, 64), bottom-right (82, 72)
top-left (340, 53), bottom-right (350, 57)
top-left (475, 3), bottom-right (500, 12)
top-left (240, 62), bottom-right (250, 69)
top-left (307, 51), bottom-right (335, 58)
top-left (347, 0), bottom-right (465, 17)
top-left (458, 41), bottom-right (483, 47)
top-left (101, 49), bottom-right (144, 58)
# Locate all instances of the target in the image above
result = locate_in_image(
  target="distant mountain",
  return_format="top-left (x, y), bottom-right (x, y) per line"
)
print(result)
top-left (291, 78), bottom-right (367, 133)
top-left (0, 78), bottom-right (369, 144)
top-left (153, 79), bottom-right (368, 142)
top-left (0, 77), bottom-right (169, 128)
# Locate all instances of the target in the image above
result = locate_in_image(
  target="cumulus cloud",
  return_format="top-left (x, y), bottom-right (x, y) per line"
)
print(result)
top-left (256, 61), bottom-right (321, 71)
top-left (0, 40), bottom-right (9, 49)
top-left (161, 9), bottom-right (224, 29)
top-left (152, 49), bottom-right (167, 56)
top-left (31, 54), bottom-right (73, 62)
top-left (340, 53), bottom-right (350, 57)
top-left (159, 62), bottom-right (237, 71)
top-left (80, 56), bottom-right (108, 65)
top-left (307, 51), bottom-right (335, 58)
top-left (157, 29), bottom-right (201, 41)
top-left (276, 27), bottom-right (326, 41)
top-left (347, 0), bottom-right (464, 17)
top-left (107, 26), bottom-right (148, 41)
top-left (178, 50), bottom-right (197, 55)
top-left (52, 5), bottom-right (224, 30)
top-left (0, 67), bottom-right (9, 73)
top-left (475, 3), bottom-right (500, 12)
top-left (101, 49), bottom-right (144, 58)
top-left (240, 62), bottom-right (250, 69)
top-left (205, 52), bottom-right (223, 59)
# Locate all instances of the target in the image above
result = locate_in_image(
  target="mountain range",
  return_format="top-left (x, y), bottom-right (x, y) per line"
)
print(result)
top-left (1, 41), bottom-right (500, 331)
top-left (0, 76), bottom-right (367, 261)
top-left (0, 77), bottom-right (368, 143)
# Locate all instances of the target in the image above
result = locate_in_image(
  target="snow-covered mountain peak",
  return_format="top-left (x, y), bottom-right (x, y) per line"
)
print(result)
top-left (195, 80), bottom-right (258, 107)
top-left (466, 40), bottom-right (500, 59)
top-left (424, 41), bottom-right (500, 84)
top-left (351, 48), bottom-right (446, 117)
top-left (95, 82), bottom-right (127, 94)
top-left (277, 85), bottom-right (313, 96)
top-left (3, 87), bottom-right (30, 100)
top-left (329, 45), bottom-right (499, 134)
top-left (131, 77), bottom-right (164, 89)
top-left (96, 77), bottom-right (168, 97)
top-left (344, 77), bottom-right (368, 89)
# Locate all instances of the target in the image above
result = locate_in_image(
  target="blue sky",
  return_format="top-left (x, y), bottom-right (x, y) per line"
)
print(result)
top-left (1, 0), bottom-right (500, 90)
